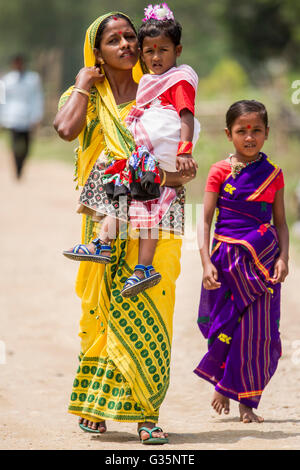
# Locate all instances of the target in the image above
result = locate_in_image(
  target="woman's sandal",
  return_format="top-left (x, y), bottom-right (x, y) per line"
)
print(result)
top-left (121, 264), bottom-right (162, 297)
top-left (63, 238), bottom-right (111, 263)
top-left (138, 426), bottom-right (169, 445)
top-left (79, 420), bottom-right (106, 434)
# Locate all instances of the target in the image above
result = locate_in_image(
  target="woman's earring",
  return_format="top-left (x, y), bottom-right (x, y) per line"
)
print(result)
top-left (97, 58), bottom-right (105, 74)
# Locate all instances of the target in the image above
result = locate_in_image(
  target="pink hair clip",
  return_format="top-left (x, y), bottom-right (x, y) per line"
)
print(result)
top-left (143, 3), bottom-right (175, 22)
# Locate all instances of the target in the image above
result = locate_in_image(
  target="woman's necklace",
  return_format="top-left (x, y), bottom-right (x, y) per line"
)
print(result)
top-left (229, 152), bottom-right (263, 179)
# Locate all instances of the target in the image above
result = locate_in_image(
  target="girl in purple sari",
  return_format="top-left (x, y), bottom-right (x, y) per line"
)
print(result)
top-left (194, 100), bottom-right (289, 423)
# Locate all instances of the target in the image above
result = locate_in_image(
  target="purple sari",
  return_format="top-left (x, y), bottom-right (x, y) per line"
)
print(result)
top-left (194, 153), bottom-right (282, 409)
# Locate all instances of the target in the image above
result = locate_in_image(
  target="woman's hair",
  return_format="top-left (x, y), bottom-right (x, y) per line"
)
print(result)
top-left (226, 100), bottom-right (268, 132)
top-left (94, 13), bottom-right (137, 50)
top-left (138, 19), bottom-right (182, 49)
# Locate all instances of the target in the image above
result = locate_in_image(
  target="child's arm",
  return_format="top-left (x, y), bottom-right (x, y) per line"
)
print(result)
top-left (200, 191), bottom-right (221, 290)
top-left (176, 109), bottom-right (198, 174)
top-left (271, 187), bottom-right (289, 284)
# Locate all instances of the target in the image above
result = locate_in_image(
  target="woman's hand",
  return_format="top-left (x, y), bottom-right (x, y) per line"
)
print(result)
top-left (53, 66), bottom-right (105, 141)
top-left (202, 262), bottom-right (221, 290)
top-left (159, 166), bottom-right (197, 188)
top-left (270, 257), bottom-right (289, 284)
top-left (75, 66), bottom-right (105, 91)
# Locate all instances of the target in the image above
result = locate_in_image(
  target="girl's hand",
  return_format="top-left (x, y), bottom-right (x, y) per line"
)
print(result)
top-left (176, 154), bottom-right (198, 176)
top-left (270, 258), bottom-right (289, 284)
top-left (202, 262), bottom-right (221, 290)
top-left (75, 66), bottom-right (105, 91)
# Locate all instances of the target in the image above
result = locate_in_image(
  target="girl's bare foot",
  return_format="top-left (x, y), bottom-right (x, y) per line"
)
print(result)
top-left (211, 390), bottom-right (230, 415)
top-left (137, 422), bottom-right (168, 441)
top-left (239, 404), bottom-right (264, 423)
top-left (79, 417), bottom-right (107, 433)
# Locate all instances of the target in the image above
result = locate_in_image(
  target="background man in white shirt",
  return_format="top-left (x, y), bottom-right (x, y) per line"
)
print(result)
top-left (0, 55), bottom-right (44, 178)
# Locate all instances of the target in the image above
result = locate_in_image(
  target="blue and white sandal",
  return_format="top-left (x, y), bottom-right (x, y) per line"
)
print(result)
top-left (121, 264), bottom-right (162, 297)
top-left (63, 238), bottom-right (112, 264)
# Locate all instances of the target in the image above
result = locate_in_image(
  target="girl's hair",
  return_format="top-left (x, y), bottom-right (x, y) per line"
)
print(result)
top-left (138, 19), bottom-right (182, 49)
top-left (94, 13), bottom-right (137, 50)
top-left (226, 100), bottom-right (268, 132)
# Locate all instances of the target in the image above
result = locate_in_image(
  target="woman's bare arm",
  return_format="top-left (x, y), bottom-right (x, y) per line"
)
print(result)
top-left (53, 66), bottom-right (104, 141)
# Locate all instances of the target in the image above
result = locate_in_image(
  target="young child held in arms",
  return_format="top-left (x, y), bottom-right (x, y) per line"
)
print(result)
top-left (194, 100), bottom-right (289, 423)
top-left (64, 4), bottom-right (200, 297)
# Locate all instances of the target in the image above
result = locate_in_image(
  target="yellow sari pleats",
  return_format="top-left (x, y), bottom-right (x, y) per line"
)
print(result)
top-left (69, 231), bottom-right (182, 422)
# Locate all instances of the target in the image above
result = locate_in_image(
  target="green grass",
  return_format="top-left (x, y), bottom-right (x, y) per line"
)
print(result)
top-left (31, 135), bottom-right (75, 165)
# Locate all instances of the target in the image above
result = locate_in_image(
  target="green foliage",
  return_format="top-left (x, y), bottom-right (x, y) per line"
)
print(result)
top-left (1, 0), bottom-right (300, 87)
top-left (0, 0), bottom-right (227, 87)
top-left (220, 0), bottom-right (300, 77)
top-left (198, 58), bottom-right (249, 97)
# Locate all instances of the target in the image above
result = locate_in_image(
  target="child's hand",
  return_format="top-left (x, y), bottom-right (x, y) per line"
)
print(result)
top-left (202, 262), bottom-right (221, 290)
top-left (270, 257), bottom-right (289, 284)
top-left (176, 154), bottom-right (198, 175)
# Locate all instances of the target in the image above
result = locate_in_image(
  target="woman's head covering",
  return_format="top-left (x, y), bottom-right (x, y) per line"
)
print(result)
top-left (83, 13), bottom-right (143, 83)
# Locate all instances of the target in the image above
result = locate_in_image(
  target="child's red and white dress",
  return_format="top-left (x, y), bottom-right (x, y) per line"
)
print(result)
top-left (125, 64), bottom-right (200, 230)
top-left (79, 65), bottom-right (200, 234)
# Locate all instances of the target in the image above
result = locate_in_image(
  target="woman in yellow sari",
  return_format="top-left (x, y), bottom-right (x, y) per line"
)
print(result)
top-left (54, 12), bottom-right (196, 444)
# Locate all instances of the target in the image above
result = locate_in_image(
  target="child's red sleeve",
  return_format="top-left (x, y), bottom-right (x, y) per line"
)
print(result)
top-left (159, 80), bottom-right (195, 115)
top-left (256, 170), bottom-right (285, 202)
top-left (205, 161), bottom-right (231, 193)
top-left (274, 171), bottom-right (284, 191)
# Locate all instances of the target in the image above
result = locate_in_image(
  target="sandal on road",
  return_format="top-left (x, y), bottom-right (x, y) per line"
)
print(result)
top-left (121, 264), bottom-right (161, 297)
top-left (63, 238), bottom-right (111, 264)
top-left (79, 422), bottom-right (99, 433)
top-left (79, 421), bottom-right (106, 434)
top-left (139, 426), bottom-right (169, 445)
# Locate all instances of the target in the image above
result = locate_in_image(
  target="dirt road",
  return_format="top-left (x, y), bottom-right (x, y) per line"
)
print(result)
top-left (1, 150), bottom-right (300, 450)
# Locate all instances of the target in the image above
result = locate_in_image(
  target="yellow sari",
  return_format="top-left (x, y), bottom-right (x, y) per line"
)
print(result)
top-left (61, 13), bottom-right (182, 423)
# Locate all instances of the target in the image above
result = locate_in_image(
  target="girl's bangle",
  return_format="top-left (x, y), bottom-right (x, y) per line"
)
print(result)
top-left (160, 168), bottom-right (167, 187)
top-left (73, 86), bottom-right (90, 98)
top-left (177, 141), bottom-right (193, 156)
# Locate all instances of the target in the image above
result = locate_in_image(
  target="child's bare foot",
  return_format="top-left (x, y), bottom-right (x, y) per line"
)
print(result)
top-left (239, 404), bottom-right (264, 423)
top-left (211, 390), bottom-right (230, 415)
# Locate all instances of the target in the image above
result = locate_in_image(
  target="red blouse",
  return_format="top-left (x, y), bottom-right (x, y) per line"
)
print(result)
top-left (205, 160), bottom-right (284, 203)
top-left (158, 80), bottom-right (195, 116)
